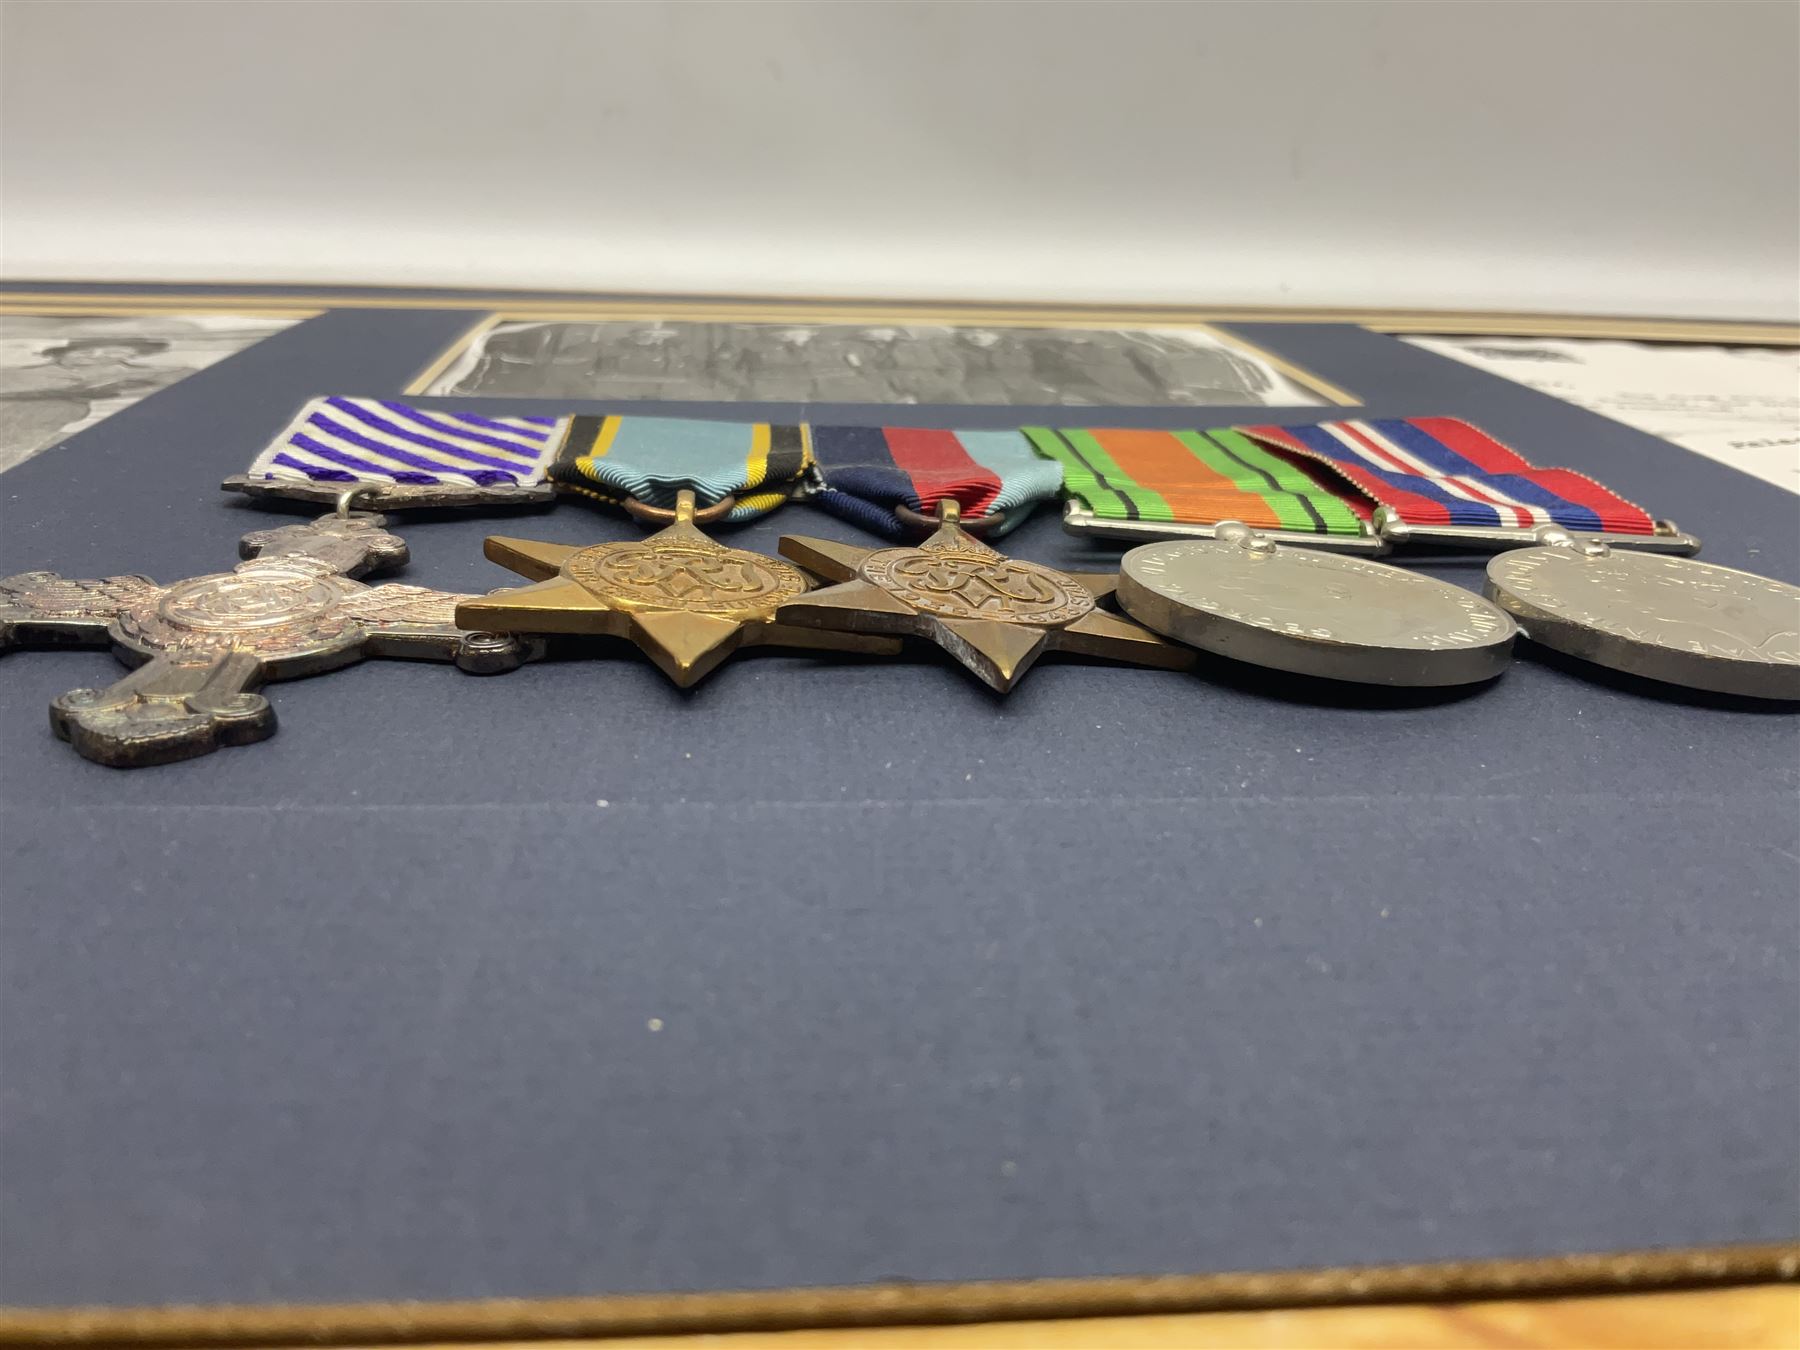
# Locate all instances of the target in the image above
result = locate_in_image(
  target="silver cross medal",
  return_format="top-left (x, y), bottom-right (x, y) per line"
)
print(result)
top-left (0, 512), bottom-right (534, 767)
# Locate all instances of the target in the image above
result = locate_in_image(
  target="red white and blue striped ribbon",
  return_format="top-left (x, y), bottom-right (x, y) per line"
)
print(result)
top-left (809, 426), bottom-right (1063, 538)
top-left (1237, 416), bottom-right (1657, 535)
top-left (244, 397), bottom-right (565, 490)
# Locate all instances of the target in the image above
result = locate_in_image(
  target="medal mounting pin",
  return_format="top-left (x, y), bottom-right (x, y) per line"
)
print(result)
top-left (1373, 506), bottom-right (1702, 556)
top-left (1214, 519), bottom-right (1279, 556)
top-left (1062, 501), bottom-right (1388, 554)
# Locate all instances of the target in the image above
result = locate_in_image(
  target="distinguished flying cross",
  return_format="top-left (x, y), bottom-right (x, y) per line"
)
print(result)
top-left (0, 512), bottom-right (533, 767)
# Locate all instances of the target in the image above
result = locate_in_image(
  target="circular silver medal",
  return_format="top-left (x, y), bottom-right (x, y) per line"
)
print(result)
top-left (1117, 525), bottom-right (1517, 686)
top-left (1485, 538), bottom-right (1800, 699)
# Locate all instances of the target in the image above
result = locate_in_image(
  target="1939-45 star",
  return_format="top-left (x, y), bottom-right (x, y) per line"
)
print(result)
top-left (774, 506), bottom-right (1193, 692)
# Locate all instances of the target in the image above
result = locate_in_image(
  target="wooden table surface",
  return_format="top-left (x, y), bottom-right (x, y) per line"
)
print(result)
top-left (379, 1285), bottom-right (1796, 1349)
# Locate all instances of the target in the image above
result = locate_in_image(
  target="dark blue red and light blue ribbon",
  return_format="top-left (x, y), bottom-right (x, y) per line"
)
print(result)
top-left (1237, 416), bottom-right (1656, 534)
top-left (809, 426), bottom-right (1063, 538)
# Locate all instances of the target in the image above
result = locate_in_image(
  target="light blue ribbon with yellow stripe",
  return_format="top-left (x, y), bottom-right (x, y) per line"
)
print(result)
top-left (552, 414), bottom-right (811, 522)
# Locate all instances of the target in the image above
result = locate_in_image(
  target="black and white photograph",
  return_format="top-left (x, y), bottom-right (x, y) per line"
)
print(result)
top-left (0, 312), bottom-right (297, 473)
top-left (423, 318), bottom-right (1331, 406)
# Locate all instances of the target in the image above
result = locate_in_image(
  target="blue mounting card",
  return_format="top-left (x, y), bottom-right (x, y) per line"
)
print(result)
top-left (0, 291), bottom-right (1794, 1333)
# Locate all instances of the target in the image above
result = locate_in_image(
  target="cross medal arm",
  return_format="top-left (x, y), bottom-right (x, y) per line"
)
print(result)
top-left (0, 571), bottom-right (160, 651)
top-left (336, 586), bottom-right (538, 673)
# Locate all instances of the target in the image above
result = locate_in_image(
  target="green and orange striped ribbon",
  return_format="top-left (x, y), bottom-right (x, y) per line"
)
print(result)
top-left (1024, 426), bottom-right (1368, 536)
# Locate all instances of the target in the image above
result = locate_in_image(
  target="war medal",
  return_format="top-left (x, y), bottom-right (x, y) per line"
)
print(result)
top-left (1486, 532), bottom-right (1800, 700)
top-left (0, 510), bottom-right (533, 767)
top-left (776, 500), bottom-right (1194, 693)
top-left (1117, 522), bottom-right (1516, 687)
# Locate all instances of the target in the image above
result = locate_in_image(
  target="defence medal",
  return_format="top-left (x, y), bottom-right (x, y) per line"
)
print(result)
top-left (223, 396), bottom-right (563, 510)
top-left (453, 416), bottom-right (898, 686)
top-left (776, 499), bottom-right (1194, 693)
top-left (1485, 532), bottom-right (1800, 700)
top-left (1117, 522), bottom-right (1516, 687)
top-left (0, 509), bottom-right (534, 767)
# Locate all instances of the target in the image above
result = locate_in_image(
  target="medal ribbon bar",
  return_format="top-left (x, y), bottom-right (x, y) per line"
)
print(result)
top-left (808, 426), bottom-right (1062, 538)
top-left (552, 414), bottom-right (812, 522)
top-left (225, 396), bottom-right (565, 508)
top-left (1029, 426), bottom-right (1386, 553)
top-left (1238, 416), bottom-right (1700, 553)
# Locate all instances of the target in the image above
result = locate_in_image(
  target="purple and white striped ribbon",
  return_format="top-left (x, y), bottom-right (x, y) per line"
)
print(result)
top-left (244, 398), bottom-right (566, 490)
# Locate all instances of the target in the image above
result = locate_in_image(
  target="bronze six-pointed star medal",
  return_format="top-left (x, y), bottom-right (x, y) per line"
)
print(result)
top-left (774, 503), bottom-right (1195, 692)
top-left (454, 492), bottom-right (899, 687)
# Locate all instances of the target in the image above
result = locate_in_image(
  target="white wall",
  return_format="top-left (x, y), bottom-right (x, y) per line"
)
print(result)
top-left (2, 0), bottom-right (1795, 319)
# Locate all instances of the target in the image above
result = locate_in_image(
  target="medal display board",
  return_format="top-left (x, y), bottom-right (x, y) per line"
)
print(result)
top-left (0, 298), bottom-right (1795, 1338)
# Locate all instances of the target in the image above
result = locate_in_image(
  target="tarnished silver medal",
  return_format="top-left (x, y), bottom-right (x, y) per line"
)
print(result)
top-left (0, 511), bottom-right (535, 767)
top-left (1117, 522), bottom-right (1517, 686)
top-left (1485, 531), bottom-right (1800, 700)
